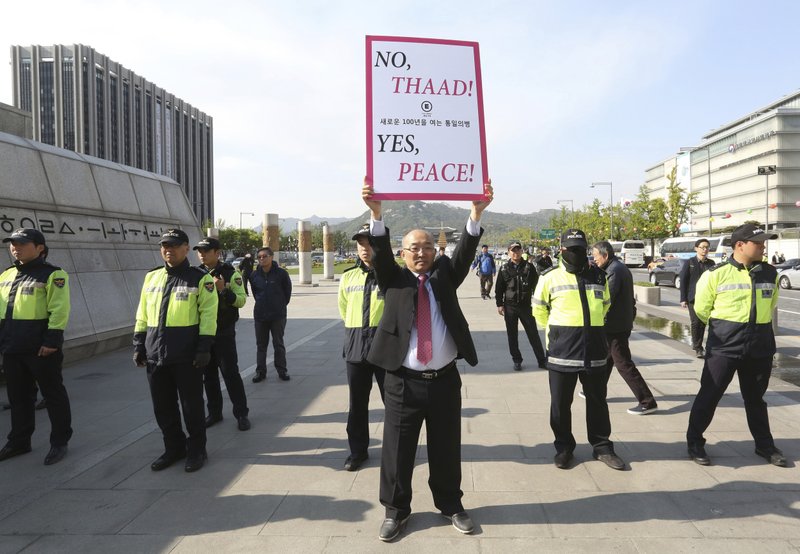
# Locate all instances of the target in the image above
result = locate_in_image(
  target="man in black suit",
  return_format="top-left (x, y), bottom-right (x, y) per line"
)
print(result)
top-left (362, 179), bottom-right (493, 542)
top-left (678, 239), bottom-right (715, 358)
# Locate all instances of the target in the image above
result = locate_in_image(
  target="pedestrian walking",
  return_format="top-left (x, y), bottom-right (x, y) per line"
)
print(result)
top-left (686, 224), bottom-right (786, 467)
top-left (471, 244), bottom-right (496, 299)
top-left (678, 238), bottom-right (715, 358)
top-left (495, 240), bottom-right (546, 371)
top-left (239, 253), bottom-right (254, 296)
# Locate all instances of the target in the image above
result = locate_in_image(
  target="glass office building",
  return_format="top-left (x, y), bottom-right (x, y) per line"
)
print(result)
top-left (10, 44), bottom-right (213, 224)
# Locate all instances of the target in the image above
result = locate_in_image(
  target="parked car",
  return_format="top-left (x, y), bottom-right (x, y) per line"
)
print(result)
top-left (648, 258), bottom-right (686, 289)
top-left (777, 264), bottom-right (800, 289)
top-left (774, 258), bottom-right (800, 271)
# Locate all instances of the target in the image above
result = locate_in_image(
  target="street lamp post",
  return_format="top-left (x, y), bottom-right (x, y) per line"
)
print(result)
top-left (239, 211), bottom-right (255, 230)
top-left (590, 182), bottom-right (613, 240)
top-left (758, 165), bottom-right (777, 232)
top-left (557, 199), bottom-right (574, 227)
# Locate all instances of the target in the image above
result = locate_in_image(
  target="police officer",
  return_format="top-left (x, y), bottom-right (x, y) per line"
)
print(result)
top-left (0, 229), bottom-right (72, 465)
top-left (533, 229), bottom-right (625, 471)
top-left (337, 223), bottom-right (385, 471)
top-left (686, 224), bottom-right (786, 467)
top-left (678, 238), bottom-right (716, 358)
top-left (134, 229), bottom-right (218, 473)
top-left (194, 237), bottom-right (250, 432)
top-left (495, 240), bottom-right (546, 371)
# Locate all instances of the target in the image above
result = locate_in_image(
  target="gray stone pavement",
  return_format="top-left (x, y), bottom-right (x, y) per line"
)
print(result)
top-left (1, 275), bottom-right (799, 553)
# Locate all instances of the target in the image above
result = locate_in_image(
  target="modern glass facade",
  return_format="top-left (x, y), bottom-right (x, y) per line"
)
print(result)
top-left (10, 44), bottom-right (214, 224)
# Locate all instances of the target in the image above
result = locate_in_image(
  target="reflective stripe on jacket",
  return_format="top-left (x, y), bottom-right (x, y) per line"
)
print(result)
top-left (532, 265), bottom-right (610, 371)
top-left (338, 261), bottom-right (384, 362)
top-left (693, 258), bottom-right (778, 357)
top-left (133, 259), bottom-right (218, 366)
top-left (0, 258), bottom-right (70, 354)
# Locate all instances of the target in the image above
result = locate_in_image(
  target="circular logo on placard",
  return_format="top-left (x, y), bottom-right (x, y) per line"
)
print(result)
top-left (421, 101), bottom-right (433, 113)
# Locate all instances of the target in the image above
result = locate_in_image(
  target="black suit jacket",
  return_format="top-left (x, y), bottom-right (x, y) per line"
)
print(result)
top-left (678, 256), bottom-right (715, 303)
top-left (366, 225), bottom-right (483, 371)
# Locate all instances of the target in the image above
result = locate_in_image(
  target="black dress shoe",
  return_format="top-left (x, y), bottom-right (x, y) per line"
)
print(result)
top-left (0, 443), bottom-right (32, 462)
top-left (593, 451), bottom-right (625, 470)
top-left (252, 372), bottom-right (266, 383)
top-left (446, 511), bottom-right (474, 534)
top-left (688, 444), bottom-right (711, 466)
top-left (185, 451), bottom-right (208, 473)
top-left (755, 447), bottom-right (787, 467)
top-left (513, 362), bottom-right (522, 371)
top-left (150, 451), bottom-right (186, 471)
top-left (378, 515), bottom-right (409, 542)
top-left (205, 414), bottom-right (223, 428)
top-left (278, 372), bottom-right (291, 381)
top-left (554, 450), bottom-right (574, 469)
top-left (44, 445), bottom-right (68, 466)
top-left (237, 416), bottom-right (251, 431)
top-left (344, 453), bottom-right (368, 471)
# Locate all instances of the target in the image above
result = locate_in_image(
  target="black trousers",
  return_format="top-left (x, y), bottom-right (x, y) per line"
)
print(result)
top-left (254, 318), bottom-right (287, 375)
top-left (687, 302), bottom-right (706, 351)
top-left (687, 354), bottom-right (774, 450)
top-left (549, 368), bottom-right (614, 455)
top-left (147, 361), bottom-right (206, 456)
top-left (605, 331), bottom-right (656, 408)
top-left (479, 274), bottom-right (493, 297)
top-left (346, 360), bottom-right (386, 457)
top-left (203, 333), bottom-right (249, 419)
top-left (3, 352), bottom-right (72, 447)
top-left (380, 367), bottom-right (463, 519)
top-left (241, 272), bottom-right (251, 295)
top-left (503, 304), bottom-right (546, 365)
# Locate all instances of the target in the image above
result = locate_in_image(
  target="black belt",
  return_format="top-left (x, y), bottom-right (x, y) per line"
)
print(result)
top-left (399, 361), bottom-right (456, 380)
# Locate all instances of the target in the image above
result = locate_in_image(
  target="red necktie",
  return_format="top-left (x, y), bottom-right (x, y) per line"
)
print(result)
top-left (416, 274), bottom-right (432, 365)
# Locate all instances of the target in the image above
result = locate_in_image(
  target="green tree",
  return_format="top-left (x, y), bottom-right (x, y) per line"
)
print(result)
top-left (218, 228), bottom-right (262, 256)
top-left (664, 166), bottom-right (699, 237)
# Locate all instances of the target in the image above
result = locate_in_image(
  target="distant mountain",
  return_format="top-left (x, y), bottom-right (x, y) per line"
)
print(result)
top-left (332, 202), bottom-right (558, 245)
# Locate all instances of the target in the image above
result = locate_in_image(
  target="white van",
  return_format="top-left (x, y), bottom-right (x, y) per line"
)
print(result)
top-left (608, 240), bottom-right (646, 267)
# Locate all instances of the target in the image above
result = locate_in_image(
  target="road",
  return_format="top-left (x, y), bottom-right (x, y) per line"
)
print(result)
top-left (630, 268), bottom-right (800, 332)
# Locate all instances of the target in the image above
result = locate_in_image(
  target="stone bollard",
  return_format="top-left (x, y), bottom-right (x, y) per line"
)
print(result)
top-left (322, 224), bottom-right (335, 280)
top-left (264, 213), bottom-right (280, 265)
top-left (298, 220), bottom-right (313, 285)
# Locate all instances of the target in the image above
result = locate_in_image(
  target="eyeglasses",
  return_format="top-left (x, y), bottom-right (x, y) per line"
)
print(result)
top-left (403, 246), bottom-right (435, 254)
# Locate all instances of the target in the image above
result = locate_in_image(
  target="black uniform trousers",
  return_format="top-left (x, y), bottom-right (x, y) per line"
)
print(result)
top-left (241, 271), bottom-right (251, 296)
top-left (4, 352), bottom-right (72, 448)
top-left (346, 361), bottom-right (386, 457)
top-left (203, 333), bottom-right (249, 419)
top-left (147, 361), bottom-right (206, 456)
top-left (605, 331), bottom-right (657, 408)
top-left (254, 318), bottom-right (287, 376)
top-left (687, 354), bottom-right (775, 450)
top-left (687, 302), bottom-right (706, 351)
top-left (549, 368), bottom-right (614, 455)
top-left (380, 365), bottom-right (464, 519)
top-left (479, 274), bottom-right (493, 298)
top-left (503, 304), bottom-right (546, 365)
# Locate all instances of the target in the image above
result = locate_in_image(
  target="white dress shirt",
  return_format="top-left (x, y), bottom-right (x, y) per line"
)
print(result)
top-left (370, 216), bottom-right (481, 371)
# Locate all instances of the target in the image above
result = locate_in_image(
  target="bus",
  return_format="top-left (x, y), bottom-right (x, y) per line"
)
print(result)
top-left (608, 240), bottom-right (646, 267)
top-left (659, 235), bottom-right (732, 264)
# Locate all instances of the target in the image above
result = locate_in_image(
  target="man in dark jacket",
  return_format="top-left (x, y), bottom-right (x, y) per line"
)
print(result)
top-left (533, 247), bottom-right (554, 274)
top-left (194, 237), bottom-right (250, 431)
top-left (678, 238), bottom-right (716, 358)
top-left (239, 254), bottom-right (254, 296)
top-left (250, 247), bottom-right (292, 383)
top-left (495, 240), bottom-right (546, 371)
top-left (592, 241), bottom-right (658, 415)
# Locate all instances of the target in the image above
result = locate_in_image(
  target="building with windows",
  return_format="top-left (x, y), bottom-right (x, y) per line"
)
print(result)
top-left (645, 89), bottom-right (800, 234)
top-left (10, 44), bottom-right (213, 223)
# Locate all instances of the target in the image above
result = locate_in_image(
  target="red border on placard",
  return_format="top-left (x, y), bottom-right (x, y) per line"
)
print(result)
top-left (365, 35), bottom-right (488, 200)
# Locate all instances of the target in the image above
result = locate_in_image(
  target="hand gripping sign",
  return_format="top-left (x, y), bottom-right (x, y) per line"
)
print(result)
top-left (366, 35), bottom-right (488, 200)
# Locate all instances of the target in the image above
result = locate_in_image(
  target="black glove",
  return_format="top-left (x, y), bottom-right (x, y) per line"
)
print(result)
top-left (133, 349), bottom-right (147, 367)
top-left (193, 351), bottom-right (211, 368)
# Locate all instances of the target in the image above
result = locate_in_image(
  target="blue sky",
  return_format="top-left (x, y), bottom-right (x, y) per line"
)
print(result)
top-left (3, 0), bottom-right (800, 227)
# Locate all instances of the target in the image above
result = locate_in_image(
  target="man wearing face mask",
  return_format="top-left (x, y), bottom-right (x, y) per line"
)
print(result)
top-left (533, 229), bottom-right (625, 471)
